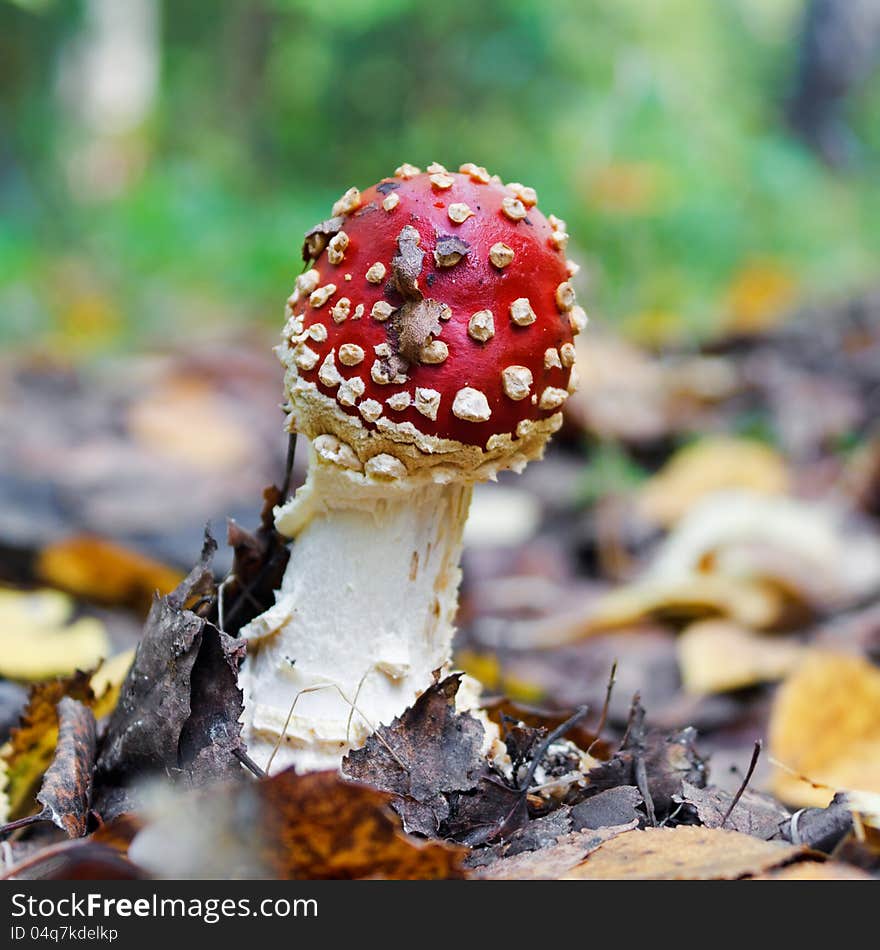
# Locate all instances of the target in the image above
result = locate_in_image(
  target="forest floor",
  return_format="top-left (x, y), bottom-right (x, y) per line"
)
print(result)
top-left (1, 288), bottom-right (880, 879)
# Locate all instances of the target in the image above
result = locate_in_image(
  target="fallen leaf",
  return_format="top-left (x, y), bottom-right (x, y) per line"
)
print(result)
top-left (36, 698), bottom-right (96, 838)
top-left (769, 651), bottom-right (880, 807)
top-left (0, 587), bottom-right (110, 681)
top-left (128, 767), bottom-right (466, 880)
top-left (677, 620), bottom-right (806, 695)
top-left (467, 809), bottom-right (573, 866)
top-left (96, 535), bottom-right (218, 791)
top-left (456, 651), bottom-right (545, 704)
top-left (590, 575), bottom-right (783, 634)
top-left (785, 793), bottom-right (854, 852)
top-left (35, 537), bottom-right (183, 614)
top-left (638, 438), bottom-right (789, 527)
top-left (1, 840), bottom-right (145, 881)
top-left (646, 492), bottom-right (880, 613)
top-left (675, 780), bottom-right (790, 840)
top-left (570, 786), bottom-right (643, 830)
top-left (586, 697), bottom-right (707, 819)
top-left (214, 485), bottom-right (291, 637)
top-left (302, 215), bottom-right (344, 260)
top-left (476, 824), bottom-right (637, 879)
top-left (564, 826), bottom-right (803, 880)
top-left (177, 628), bottom-right (245, 786)
top-left (3, 670), bottom-right (96, 820)
top-left (259, 770), bottom-right (466, 879)
top-left (342, 674), bottom-right (485, 836)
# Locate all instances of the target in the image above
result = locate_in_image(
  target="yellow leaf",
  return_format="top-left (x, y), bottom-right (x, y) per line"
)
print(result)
top-left (678, 620), bottom-right (805, 695)
top-left (586, 575), bottom-right (782, 633)
top-left (639, 438), bottom-right (789, 527)
top-left (36, 536), bottom-right (183, 613)
top-left (769, 651), bottom-right (880, 807)
top-left (454, 650), bottom-right (545, 704)
top-left (0, 587), bottom-right (110, 681)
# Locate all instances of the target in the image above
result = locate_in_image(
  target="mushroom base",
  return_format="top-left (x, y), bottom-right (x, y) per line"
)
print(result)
top-left (239, 450), bottom-right (473, 772)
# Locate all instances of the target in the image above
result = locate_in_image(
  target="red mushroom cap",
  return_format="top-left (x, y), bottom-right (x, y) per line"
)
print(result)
top-left (281, 162), bottom-right (584, 476)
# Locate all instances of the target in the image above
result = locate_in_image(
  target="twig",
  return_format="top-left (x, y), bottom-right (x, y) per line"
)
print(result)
top-left (721, 740), bottom-right (762, 828)
top-left (522, 705), bottom-right (590, 792)
top-left (618, 690), bottom-right (640, 752)
top-left (586, 660), bottom-right (617, 758)
top-left (622, 693), bottom-right (657, 827)
top-left (232, 747), bottom-right (266, 779)
top-left (0, 813), bottom-right (47, 838)
top-left (634, 755), bottom-right (657, 827)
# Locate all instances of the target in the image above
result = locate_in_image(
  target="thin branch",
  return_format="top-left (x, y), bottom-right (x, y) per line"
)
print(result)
top-left (522, 705), bottom-right (590, 792)
top-left (587, 660), bottom-right (617, 758)
top-left (0, 813), bottom-right (47, 838)
top-left (721, 740), bottom-right (761, 828)
top-left (232, 747), bottom-right (266, 779)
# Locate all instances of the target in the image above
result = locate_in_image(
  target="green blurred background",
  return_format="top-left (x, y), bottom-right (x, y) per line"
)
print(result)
top-left (2, 0), bottom-right (879, 355)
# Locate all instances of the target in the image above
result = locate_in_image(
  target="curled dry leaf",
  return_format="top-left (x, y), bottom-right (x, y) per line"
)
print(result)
top-left (2, 658), bottom-right (126, 824)
top-left (96, 541), bottom-right (215, 781)
top-left (96, 532), bottom-right (245, 802)
top-left (3, 670), bottom-right (95, 821)
top-left (563, 826), bottom-right (804, 880)
top-left (769, 651), bottom-right (880, 807)
top-left (677, 619), bottom-right (806, 695)
top-left (36, 697), bottom-right (96, 838)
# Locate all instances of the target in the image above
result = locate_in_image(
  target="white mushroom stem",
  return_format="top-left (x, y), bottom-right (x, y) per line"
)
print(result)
top-left (239, 446), bottom-right (473, 773)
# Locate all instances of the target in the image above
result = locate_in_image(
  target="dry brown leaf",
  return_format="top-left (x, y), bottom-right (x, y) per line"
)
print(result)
top-left (3, 671), bottom-right (95, 820)
top-left (563, 826), bottom-right (803, 880)
top-left (258, 770), bottom-right (466, 879)
top-left (476, 824), bottom-right (637, 879)
top-left (638, 438), bottom-right (789, 527)
top-left (769, 651), bottom-right (880, 807)
top-left (678, 620), bottom-right (806, 695)
top-left (2, 655), bottom-right (127, 821)
top-left (35, 537), bottom-right (183, 613)
top-left (36, 698), bottom-right (96, 838)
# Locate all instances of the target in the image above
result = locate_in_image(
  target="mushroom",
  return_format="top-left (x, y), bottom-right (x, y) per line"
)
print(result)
top-left (239, 163), bottom-right (584, 772)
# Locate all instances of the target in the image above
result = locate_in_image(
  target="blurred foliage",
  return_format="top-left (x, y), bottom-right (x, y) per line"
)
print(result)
top-left (1, 0), bottom-right (879, 354)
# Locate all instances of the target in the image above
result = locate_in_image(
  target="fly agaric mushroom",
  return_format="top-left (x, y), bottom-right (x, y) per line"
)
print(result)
top-left (239, 162), bottom-right (584, 772)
